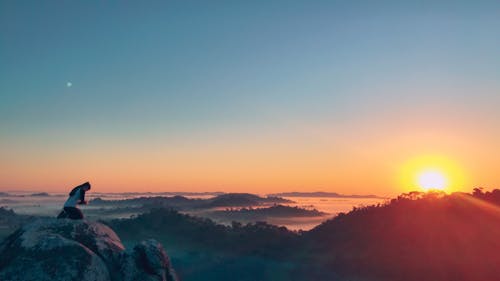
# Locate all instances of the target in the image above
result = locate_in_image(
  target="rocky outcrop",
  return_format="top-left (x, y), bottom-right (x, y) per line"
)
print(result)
top-left (0, 218), bottom-right (177, 281)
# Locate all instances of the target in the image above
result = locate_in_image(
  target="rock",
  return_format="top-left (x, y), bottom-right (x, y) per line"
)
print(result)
top-left (0, 218), bottom-right (177, 281)
top-left (122, 239), bottom-right (177, 281)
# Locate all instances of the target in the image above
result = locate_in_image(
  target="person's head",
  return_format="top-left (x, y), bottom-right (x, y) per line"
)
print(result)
top-left (81, 182), bottom-right (91, 191)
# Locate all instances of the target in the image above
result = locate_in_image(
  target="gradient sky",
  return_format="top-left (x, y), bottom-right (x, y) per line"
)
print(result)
top-left (1, 1), bottom-right (499, 195)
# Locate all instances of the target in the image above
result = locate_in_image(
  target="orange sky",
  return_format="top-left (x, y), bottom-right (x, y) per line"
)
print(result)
top-left (2, 108), bottom-right (499, 196)
top-left (1, 1), bottom-right (499, 196)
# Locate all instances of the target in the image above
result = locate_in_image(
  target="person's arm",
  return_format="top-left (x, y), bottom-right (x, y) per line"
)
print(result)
top-left (78, 189), bottom-right (87, 204)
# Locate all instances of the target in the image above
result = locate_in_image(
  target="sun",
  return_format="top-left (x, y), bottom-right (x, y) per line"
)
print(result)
top-left (417, 170), bottom-right (447, 190)
top-left (398, 154), bottom-right (467, 193)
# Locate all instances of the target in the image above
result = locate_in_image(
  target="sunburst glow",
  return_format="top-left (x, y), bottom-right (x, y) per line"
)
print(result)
top-left (399, 155), bottom-right (467, 193)
top-left (417, 170), bottom-right (447, 190)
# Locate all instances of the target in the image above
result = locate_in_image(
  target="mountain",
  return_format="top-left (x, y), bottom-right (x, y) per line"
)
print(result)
top-left (108, 208), bottom-right (298, 257)
top-left (2, 190), bottom-right (498, 281)
top-left (0, 218), bottom-right (178, 281)
top-left (209, 204), bottom-right (327, 221)
top-left (107, 208), bottom-right (304, 281)
top-left (30, 192), bottom-right (51, 196)
top-left (204, 193), bottom-right (293, 207)
top-left (268, 191), bottom-right (384, 199)
top-left (108, 190), bottom-right (500, 281)
top-left (303, 190), bottom-right (500, 281)
top-left (90, 193), bottom-right (293, 210)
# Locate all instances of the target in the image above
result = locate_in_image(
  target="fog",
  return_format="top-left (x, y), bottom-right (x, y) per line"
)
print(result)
top-left (0, 191), bottom-right (385, 230)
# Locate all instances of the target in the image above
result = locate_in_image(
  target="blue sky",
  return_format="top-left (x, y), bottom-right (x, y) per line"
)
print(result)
top-left (1, 1), bottom-right (499, 193)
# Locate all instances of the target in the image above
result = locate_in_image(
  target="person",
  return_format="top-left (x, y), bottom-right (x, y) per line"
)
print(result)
top-left (57, 182), bottom-right (91, 219)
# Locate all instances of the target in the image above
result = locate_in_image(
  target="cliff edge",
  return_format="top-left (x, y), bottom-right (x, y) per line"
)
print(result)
top-left (0, 218), bottom-right (178, 281)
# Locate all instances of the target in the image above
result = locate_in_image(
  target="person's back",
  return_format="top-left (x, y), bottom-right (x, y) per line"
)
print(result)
top-left (58, 182), bottom-right (91, 219)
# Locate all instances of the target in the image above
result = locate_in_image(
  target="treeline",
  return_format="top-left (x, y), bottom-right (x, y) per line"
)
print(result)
top-left (107, 189), bottom-right (500, 281)
top-left (3, 189), bottom-right (499, 281)
top-left (91, 193), bottom-right (292, 210)
top-left (106, 208), bottom-right (299, 259)
top-left (211, 204), bottom-right (326, 218)
top-left (303, 189), bottom-right (500, 281)
top-left (471, 187), bottom-right (500, 204)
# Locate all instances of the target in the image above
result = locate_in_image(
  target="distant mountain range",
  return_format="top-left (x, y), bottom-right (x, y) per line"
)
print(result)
top-left (90, 192), bottom-right (293, 210)
top-left (268, 191), bottom-right (386, 199)
top-left (92, 191), bottom-right (225, 197)
top-left (2, 190), bottom-right (384, 199)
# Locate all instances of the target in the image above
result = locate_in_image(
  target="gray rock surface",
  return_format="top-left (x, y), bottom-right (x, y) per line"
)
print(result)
top-left (0, 218), bottom-right (177, 281)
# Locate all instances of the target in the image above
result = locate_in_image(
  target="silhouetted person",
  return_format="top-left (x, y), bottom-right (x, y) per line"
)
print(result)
top-left (57, 182), bottom-right (91, 220)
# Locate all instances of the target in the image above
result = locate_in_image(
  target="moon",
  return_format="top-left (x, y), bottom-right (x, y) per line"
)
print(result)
top-left (66, 82), bottom-right (72, 88)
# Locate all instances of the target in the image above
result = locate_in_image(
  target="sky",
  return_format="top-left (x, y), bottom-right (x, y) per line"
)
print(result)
top-left (1, 0), bottom-right (499, 195)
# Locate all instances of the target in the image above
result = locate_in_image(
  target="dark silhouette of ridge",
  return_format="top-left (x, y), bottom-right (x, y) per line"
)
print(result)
top-left (303, 189), bottom-right (500, 281)
top-left (90, 193), bottom-right (293, 210)
top-left (205, 193), bottom-right (293, 207)
top-left (269, 191), bottom-right (384, 199)
top-left (1, 189), bottom-right (499, 281)
top-left (107, 208), bottom-right (298, 258)
top-left (105, 189), bottom-right (500, 281)
top-left (30, 192), bottom-right (50, 197)
top-left (209, 204), bottom-right (327, 221)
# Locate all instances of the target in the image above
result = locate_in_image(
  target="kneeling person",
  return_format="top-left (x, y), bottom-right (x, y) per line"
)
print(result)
top-left (59, 182), bottom-right (91, 219)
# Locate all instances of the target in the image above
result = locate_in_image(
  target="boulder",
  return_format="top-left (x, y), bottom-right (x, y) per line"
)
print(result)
top-left (0, 218), bottom-right (177, 281)
top-left (122, 239), bottom-right (177, 281)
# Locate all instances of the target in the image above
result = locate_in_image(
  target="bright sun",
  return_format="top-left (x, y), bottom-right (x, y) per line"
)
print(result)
top-left (399, 155), bottom-right (467, 193)
top-left (417, 170), bottom-right (447, 190)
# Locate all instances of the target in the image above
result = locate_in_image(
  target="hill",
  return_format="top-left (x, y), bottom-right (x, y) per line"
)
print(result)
top-left (107, 189), bottom-right (500, 281)
top-left (107, 208), bottom-right (298, 257)
top-left (303, 189), bottom-right (500, 281)
top-left (209, 205), bottom-right (327, 222)
top-left (90, 193), bottom-right (293, 210)
top-left (1, 189), bottom-right (498, 281)
top-left (269, 192), bottom-right (384, 199)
